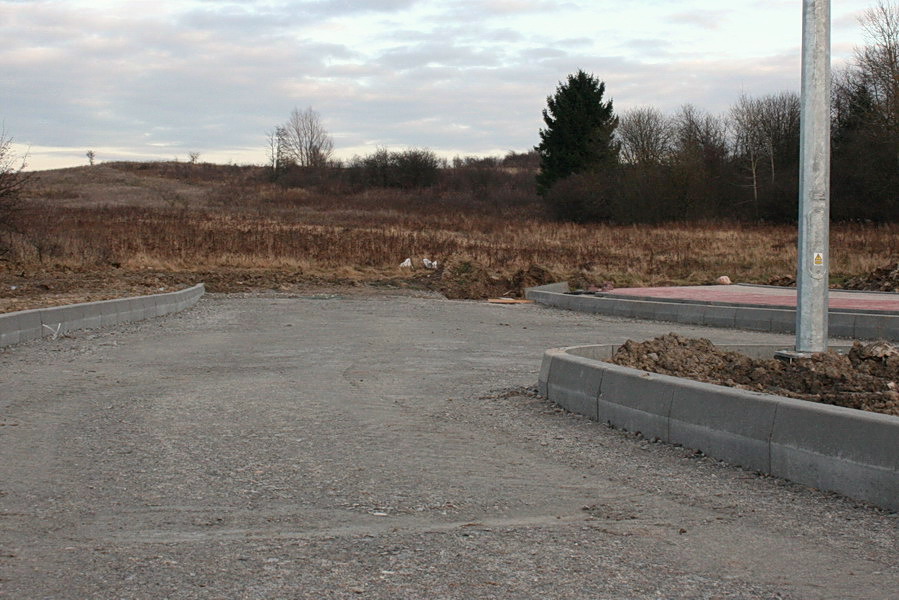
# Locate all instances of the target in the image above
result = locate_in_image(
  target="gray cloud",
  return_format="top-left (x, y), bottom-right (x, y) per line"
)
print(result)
top-left (0, 0), bottom-right (872, 169)
top-left (667, 10), bottom-right (731, 30)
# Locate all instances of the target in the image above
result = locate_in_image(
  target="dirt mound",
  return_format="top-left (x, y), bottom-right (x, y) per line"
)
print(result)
top-left (844, 262), bottom-right (899, 292)
top-left (609, 333), bottom-right (899, 416)
top-left (436, 259), bottom-right (555, 300)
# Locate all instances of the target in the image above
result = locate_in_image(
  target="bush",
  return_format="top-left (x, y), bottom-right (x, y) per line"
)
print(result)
top-left (348, 148), bottom-right (440, 189)
top-left (543, 171), bottom-right (618, 222)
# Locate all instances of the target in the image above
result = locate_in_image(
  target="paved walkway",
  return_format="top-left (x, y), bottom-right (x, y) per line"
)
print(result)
top-left (604, 284), bottom-right (899, 313)
top-left (2, 293), bottom-right (897, 599)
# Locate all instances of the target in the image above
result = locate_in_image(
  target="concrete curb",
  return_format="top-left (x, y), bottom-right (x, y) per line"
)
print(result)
top-left (539, 343), bottom-right (899, 512)
top-left (525, 283), bottom-right (899, 340)
top-left (0, 283), bottom-right (205, 348)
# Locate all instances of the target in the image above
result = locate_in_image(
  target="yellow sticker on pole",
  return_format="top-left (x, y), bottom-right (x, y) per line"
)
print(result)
top-left (814, 252), bottom-right (824, 266)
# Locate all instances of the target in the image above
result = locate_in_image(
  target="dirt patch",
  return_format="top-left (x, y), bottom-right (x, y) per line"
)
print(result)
top-left (436, 258), bottom-right (555, 300)
top-left (844, 262), bottom-right (899, 292)
top-left (0, 268), bottom-right (446, 314)
top-left (609, 333), bottom-right (899, 416)
top-left (1, 262), bottom-right (557, 313)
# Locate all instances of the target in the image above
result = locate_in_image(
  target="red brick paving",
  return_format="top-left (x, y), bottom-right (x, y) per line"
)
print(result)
top-left (607, 285), bottom-right (899, 313)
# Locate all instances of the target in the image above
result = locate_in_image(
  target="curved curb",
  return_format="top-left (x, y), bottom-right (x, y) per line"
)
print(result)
top-left (539, 344), bottom-right (899, 512)
top-left (525, 283), bottom-right (899, 341)
top-left (0, 283), bottom-right (205, 348)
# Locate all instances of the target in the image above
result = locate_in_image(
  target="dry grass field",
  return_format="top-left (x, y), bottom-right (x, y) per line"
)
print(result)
top-left (1, 162), bottom-right (897, 313)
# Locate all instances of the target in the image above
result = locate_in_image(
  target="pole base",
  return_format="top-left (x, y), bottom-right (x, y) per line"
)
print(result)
top-left (774, 349), bottom-right (814, 363)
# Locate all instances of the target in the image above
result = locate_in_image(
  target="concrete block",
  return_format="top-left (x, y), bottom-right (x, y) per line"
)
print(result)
top-left (81, 302), bottom-right (103, 330)
top-left (139, 296), bottom-right (158, 319)
top-left (767, 309), bottom-right (796, 334)
top-left (0, 327), bottom-right (21, 346)
top-left (527, 290), bottom-right (551, 305)
top-left (545, 295), bottom-right (566, 310)
top-left (581, 298), bottom-right (605, 314)
top-left (597, 366), bottom-right (673, 440)
top-left (771, 400), bottom-right (899, 511)
top-left (42, 305), bottom-right (86, 335)
top-left (526, 282), bottom-right (570, 296)
top-left (652, 302), bottom-right (686, 324)
top-left (156, 300), bottom-right (175, 316)
top-left (671, 303), bottom-right (705, 327)
top-left (537, 350), bottom-right (558, 397)
top-left (605, 299), bottom-right (632, 318)
top-left (6, 309), bottom-right (43, 344)
top-left (98, 299), bottom-right (121, 327)
top-left (628, 300), bottom-right (664, 321)
top-left (733, 307), bottom-right (773, 333)
top-left (544, 354), bottom-right (603, 420)
top-left (541, 343), bottom-right (899, 511)
top-left (828, 313), bottom-right (855, 339)
top-left (1, 283), bottom-right (205, 349)
top-left (117, 298), bottom-right (141, 322)
top-left (668, 382), bottom-right (778, 473)
top-left (702, 306), bottom-right (736, 329)
top-left (850, 313), bottom-right (896, 341)
top-left (567, 344), bottom-right (616, 361)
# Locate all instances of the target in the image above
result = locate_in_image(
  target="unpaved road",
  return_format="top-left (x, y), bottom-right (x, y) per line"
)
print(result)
top-left (1, 292), bottom-right (897, 599)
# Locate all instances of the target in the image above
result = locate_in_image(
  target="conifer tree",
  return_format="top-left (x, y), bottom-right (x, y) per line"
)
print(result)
top-left (535, 70), bottom-right (620, 196)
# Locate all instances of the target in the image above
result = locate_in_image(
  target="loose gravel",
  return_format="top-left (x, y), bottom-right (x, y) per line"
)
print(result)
top-left (1, 291), bottom-right (896, 599)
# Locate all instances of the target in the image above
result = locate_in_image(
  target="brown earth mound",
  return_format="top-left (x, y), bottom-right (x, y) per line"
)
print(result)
top-left (609, 333), bottom-right (899, 416)
top-left (844, 261), bottom-right (899, 292)
top-left (436, 259), bottom-right (555, 300)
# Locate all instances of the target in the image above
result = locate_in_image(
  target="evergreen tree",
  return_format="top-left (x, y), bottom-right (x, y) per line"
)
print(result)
top-left (535, 70), bottom-right (620, 197)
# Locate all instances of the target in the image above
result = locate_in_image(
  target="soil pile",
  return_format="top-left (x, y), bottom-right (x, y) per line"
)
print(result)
top-left (436, 259), bottom-right (555, 300)
top-left (609, 333), bottom-right (899, 416)
top-left (844, 262), bottom-right (899, 292)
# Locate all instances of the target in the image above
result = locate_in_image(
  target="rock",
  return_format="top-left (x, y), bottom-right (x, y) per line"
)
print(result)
top-left (716, 276), bottom-right (732, 285)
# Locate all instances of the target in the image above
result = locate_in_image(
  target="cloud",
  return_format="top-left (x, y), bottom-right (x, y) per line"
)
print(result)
top-left (0, 0), bottom-right (875, 170)
top-left (667, 10), bottom-right (731, 30)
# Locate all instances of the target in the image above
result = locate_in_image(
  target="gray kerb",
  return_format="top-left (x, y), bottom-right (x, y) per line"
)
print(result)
top-left (0, 283), bottom-right (205, 348)
top-left (526, 283), bottom-right (899, 341)
top-left (539, 343), bottom-right (899, 512)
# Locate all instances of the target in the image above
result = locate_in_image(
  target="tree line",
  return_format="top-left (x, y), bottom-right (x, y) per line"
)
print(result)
top-left (537, 1), bottom-right (899, 223)
top-left (266, 0), bottom-right (895, 225)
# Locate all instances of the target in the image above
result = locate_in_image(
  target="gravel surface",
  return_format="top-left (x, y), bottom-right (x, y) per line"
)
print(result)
top-left (1, 291), bottom-right (897, 599)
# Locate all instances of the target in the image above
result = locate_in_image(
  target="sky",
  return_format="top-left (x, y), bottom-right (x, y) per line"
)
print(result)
top-left (0, 0), bottom-right (881, 171)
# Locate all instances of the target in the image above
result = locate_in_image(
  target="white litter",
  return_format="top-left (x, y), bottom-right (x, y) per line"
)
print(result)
top-left (422, 258), bottom-right (438, 269)
top-left (399, 258), bottom-right (413, 268)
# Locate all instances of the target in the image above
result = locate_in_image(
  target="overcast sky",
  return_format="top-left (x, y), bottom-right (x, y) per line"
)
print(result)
top-left (1, 0), bottom-right (879, 170)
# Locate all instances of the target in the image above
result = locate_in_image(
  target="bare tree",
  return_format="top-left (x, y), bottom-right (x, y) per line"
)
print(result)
top-left (856, 0), bottom-right (899, 121)
top-left (1, 129), bottom-right (29, 254)
top-left (756, 92), bottom-right (800, 182)
top-left (280, 107), bottom-right (334, 168)
top-left (729, 92), bottom-right (800, 215)
top-left (265, 126), bottom-right (290, 177)
top-left (831, 1), bottom-right (899, 220)
top-left (1, 130), bottom-right (28, 206)
top-left (670, 105), bottom-right (730, 218)
top-left (730, 94), bottom-right (766, 208)
top-left (617, 106), bottom-right (672, 165)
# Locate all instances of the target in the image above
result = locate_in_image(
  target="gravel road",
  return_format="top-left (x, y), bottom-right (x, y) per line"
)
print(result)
top-left (1, 291), bottom-right (897, 599)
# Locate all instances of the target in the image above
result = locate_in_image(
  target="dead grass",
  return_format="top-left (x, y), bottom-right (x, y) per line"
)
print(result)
top-left (1, 163), bottom-right (897, 309)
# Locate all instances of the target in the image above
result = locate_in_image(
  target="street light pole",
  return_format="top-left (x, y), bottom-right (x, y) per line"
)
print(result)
top-left (796, 0), bottom-right (831, 354)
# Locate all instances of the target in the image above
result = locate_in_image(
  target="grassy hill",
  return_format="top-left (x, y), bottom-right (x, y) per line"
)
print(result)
top-left (1, 161), bottom-right (896, 312)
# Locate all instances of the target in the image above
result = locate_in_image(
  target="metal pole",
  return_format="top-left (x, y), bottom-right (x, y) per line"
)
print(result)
top-left (796, 0), bottom-right (831, 354)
